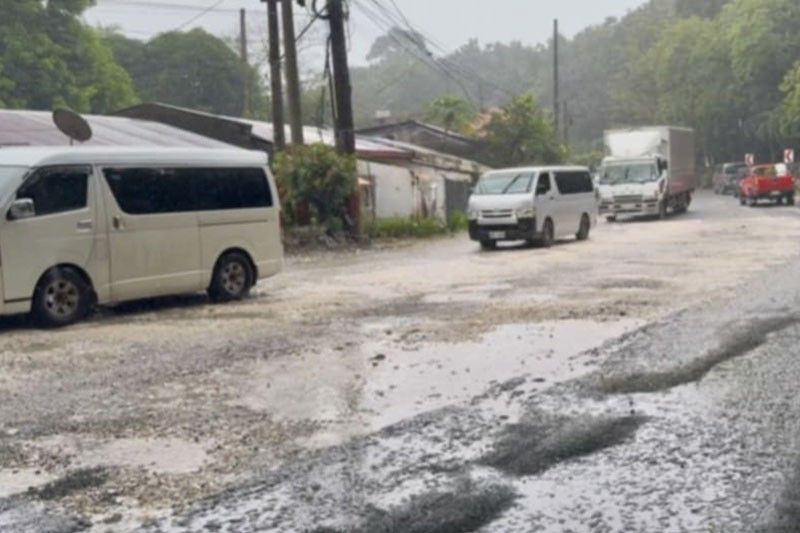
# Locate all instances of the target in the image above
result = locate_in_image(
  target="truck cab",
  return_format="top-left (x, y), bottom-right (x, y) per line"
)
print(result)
top-left (598, 127), bottom-right (696, 221)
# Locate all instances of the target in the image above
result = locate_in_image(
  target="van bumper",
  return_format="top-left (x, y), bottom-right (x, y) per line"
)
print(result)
top-left (469, 218), bottom-right (537, 242)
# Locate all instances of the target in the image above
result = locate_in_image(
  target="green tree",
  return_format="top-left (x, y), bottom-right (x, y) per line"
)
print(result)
top-left (481, 94), bottom-right (564, 167)
top-left (424, 95), bottom-right (476, 133)
top-left (779, 63), bottom-right (800, 140)
top-left (105, 29), bottom-right (268, 118)
top-left (0, 0), bottom-right (137, 112)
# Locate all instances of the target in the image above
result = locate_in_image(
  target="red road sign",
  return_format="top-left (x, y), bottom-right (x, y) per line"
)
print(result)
top-left (785, 149), bottom-right (795, 164)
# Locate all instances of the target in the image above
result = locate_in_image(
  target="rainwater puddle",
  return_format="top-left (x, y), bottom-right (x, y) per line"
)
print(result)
top-left (235, 319), bottom-right (642, 446)
top-left (359, 320), bottom-right (642, 430)
top-left (0, 467), bottom-right (57, 497)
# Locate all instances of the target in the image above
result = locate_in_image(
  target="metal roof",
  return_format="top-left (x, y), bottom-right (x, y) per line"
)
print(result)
top-left (0, 110), bottom-right (232, 148)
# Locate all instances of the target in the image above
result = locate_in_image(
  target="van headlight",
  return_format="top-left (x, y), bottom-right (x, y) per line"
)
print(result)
top-left (516, 207), bottom-right (535, 219)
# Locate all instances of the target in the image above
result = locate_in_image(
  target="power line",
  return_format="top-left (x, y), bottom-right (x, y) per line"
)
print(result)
top-left (173, 0), bottom-right (226, 31)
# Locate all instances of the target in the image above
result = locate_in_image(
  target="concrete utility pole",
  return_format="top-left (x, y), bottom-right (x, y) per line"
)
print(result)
top-left (239, 9), bottom-right (250, 117)
top-left (282, 0), bottom-right (304, 146)
top-left (263, 0), bottom-right (286, 151)
top-left (553, 19), bottom-right (560, 139)
top-left (328, 0), bottom-right (355, 155)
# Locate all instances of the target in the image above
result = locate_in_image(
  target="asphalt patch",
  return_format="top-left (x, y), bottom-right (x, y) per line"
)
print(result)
top-left (313, 479), bottom-right (517, 533)
top-left (481, 414), bottom-right (647, 477)
top-left (600, 315), bottom-right (799, 394)
top-left (30, 468), bottom-right (108, 501)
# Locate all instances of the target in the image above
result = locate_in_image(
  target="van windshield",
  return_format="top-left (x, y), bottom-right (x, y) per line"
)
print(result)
top-left (474, 172), bottom-right (534, 195)
top-left (0, 166), bottom-right (30, 200)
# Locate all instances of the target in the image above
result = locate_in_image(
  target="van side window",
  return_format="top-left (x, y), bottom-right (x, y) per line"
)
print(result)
top-left (536, 173), bottom-right (551, 195)
top-left (554, 172), bottom-right (594, 195)
top-left (103, 167), bottom-right (273, 215)
top-left (17, 166), bottom-right (90, 216)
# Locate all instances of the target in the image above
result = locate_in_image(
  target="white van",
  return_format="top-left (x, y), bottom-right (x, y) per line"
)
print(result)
top-left (0, 147), bottom-right (282, 326)
top-left (467, 166), bottom-right (598, 250)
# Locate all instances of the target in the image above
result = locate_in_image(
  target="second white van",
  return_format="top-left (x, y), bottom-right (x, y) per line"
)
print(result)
top-left (467, 166), bottom-right (598, 250)
top-left (0, 147), bottom-right (282, 326)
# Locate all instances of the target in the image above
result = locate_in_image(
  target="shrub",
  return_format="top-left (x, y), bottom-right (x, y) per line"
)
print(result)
top-left (273, 144), bottom-right (357, 230)
top-left (364, 217), bottom-right (448, 239)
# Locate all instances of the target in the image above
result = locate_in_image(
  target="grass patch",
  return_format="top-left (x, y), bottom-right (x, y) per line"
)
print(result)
top-left (30, 467), bottom-right (108, 501)
top-left (364, 217), bottom-right (449, 239)
top-left (481, 415), bottom-right (647, 477)
top-left (600, 315), bottom-right (799, 394)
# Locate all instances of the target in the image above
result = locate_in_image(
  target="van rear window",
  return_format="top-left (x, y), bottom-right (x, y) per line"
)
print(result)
top-left (103, 167), bottom-right (273, 215)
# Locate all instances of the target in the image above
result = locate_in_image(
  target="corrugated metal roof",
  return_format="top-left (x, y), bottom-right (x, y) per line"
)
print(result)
top-left (0, 110), bottom-right (232, 148)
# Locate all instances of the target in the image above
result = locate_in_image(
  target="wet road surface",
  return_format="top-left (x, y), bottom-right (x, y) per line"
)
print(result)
top-left (3, 193), bottom-right (800, 532)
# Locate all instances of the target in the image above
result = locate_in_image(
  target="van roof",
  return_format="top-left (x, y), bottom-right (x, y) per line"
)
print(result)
top-left (0, 146), bottom-right (268, 168)
top-left (483, 165), bottom-right (589, 175)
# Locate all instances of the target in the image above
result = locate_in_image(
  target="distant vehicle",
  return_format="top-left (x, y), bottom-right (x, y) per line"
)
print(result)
top-left (712, 162), bottom-right (748, 195)
top-left (467, 166), bottom-right (598, 250)
top-left (739, 163), bottom-right (795, 206)
top-left (598, 127), bottom-right (696, 221)
top-left (0, 147), bottom-right (282, 327)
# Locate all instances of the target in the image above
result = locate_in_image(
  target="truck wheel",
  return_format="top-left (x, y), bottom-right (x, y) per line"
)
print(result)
top-left (747, 196), bottom-right (757, 207)
top-left (209, 252), bottom-right (253, 302)
top-left (576, 214), bottom-right (591, 241)
top-left (480, 240), bottom-right (497, 251)
top-left (789, 195), bottom-right (796, 206)
top-left (32, 268), bottom-right (92, 328)
top-left (739, 195), bottom-right (746, 206)
top-left (540, 219), bottom-right (554, 248)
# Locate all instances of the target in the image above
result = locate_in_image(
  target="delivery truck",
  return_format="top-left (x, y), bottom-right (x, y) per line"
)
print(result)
top-left (598, 127), bottom-right (696, 221)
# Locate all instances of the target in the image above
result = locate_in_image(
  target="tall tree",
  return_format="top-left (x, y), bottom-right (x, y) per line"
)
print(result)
top-left (424, 95), bottom-right (476, 133)
top-left (0, 0), bottom-right (137, 112)
top-left (480, 94), bottom-right (564, 167)
top-left (105, 29), bottom-right (268, 118)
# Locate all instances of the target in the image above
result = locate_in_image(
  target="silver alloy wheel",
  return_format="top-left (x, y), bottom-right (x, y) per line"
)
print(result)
top-left (44, 279), bottom-right (79, 319)
top-left (221, 262), bottom-right (247, 295)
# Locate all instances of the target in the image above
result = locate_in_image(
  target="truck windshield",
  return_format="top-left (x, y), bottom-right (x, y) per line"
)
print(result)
top-left (600, 164), bottom-right (658, 185)
top-left (474, 172), bottom-right (534, 195)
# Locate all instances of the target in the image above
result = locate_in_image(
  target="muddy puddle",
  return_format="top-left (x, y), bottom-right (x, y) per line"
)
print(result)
top-left (230, 319), bottom-right (642, 448)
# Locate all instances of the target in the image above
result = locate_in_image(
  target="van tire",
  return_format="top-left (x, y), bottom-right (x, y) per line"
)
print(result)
top-left (209, 252), bottom-right (253, 302)
top-left (576, 214), bottom-right (591, 241)
top-left (32, 267), bottom-right (92, 328)
top-left (540, 219), bottom-right (554, 248)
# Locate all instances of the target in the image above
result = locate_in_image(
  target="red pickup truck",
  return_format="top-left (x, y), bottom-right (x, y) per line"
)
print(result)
top-left (739, 164), bottom-right (795, 206)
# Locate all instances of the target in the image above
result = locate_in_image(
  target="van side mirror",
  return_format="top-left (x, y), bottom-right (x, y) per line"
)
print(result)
top-left (658, 160), bottom-right (669, 173)
top-left (8, 198), bottom-right (35, 220)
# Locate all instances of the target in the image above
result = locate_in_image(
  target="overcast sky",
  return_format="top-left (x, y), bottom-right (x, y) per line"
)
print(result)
top-left (85, 0), bottom-right (649, 68)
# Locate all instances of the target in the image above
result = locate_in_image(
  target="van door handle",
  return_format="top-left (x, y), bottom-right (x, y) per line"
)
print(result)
top-left (112, 216), bottom-right (124, 230)
top-left (76, 219), bottom-right (93, 231)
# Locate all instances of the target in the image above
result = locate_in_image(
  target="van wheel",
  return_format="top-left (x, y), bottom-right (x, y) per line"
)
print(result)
top-left (209, 253), bottom-right (253, 302)
top-left (32, 268), bottom-right (91, 328)
top-left (576, 214), bottom-right (591, 241)
top-left (540, 219), bottom-right (555, 248)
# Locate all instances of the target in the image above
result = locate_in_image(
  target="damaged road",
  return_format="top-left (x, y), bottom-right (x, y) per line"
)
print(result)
top-left (4, 194), bottom-right (800, 531)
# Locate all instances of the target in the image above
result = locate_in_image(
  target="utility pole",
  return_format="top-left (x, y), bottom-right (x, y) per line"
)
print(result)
top-left (282, 0), bottom-right (304, 146)
top-left (263, 0), bottom-right (286, 151)
top-left (562, 101), bottom-right (569, 146)
top-left (553, 19), bottom-right (560, 139)
top-left (328, 0), bottom-right (358, 234)
top-left (239, 9), bottom-right (250, 117)
top-left (328, 0), bottom-right (355, 154)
